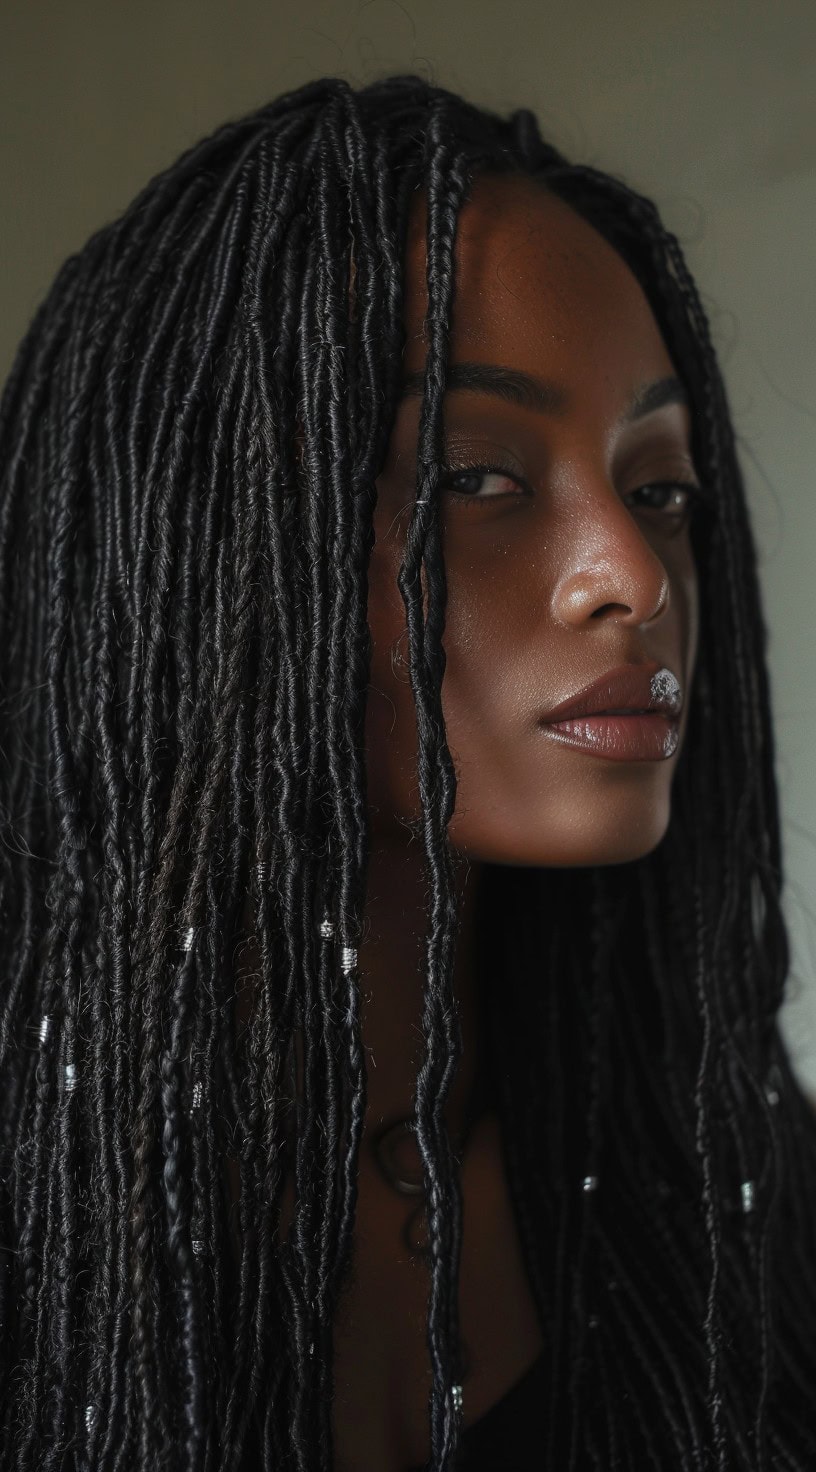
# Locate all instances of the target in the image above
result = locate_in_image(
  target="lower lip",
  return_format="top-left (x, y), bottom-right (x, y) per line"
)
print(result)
top-left (539, 712), bottom-right (680, 762)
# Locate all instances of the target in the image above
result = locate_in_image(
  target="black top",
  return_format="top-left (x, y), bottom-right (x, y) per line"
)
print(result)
top-left (405, 1351), bottom-right (548, 1472)
top-left (237, 1348), bottom-right (547, 1469)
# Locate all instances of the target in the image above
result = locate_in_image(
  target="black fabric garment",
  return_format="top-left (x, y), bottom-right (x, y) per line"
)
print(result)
top-left (405, 1350), bottom-right (548, 1472)
top-left (237, 1348), bottom-right (548, 1469)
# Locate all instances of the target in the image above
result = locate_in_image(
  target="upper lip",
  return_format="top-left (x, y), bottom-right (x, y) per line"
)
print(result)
top-left (540, 663), bottom-right (683, 722)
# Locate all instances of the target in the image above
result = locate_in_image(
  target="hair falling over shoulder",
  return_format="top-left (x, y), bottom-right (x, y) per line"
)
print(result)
top-left (0, 73), bottom-right (815, 1472)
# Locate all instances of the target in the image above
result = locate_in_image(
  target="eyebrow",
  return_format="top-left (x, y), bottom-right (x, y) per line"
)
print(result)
top-left (400, 362), bottom-right (689, 424)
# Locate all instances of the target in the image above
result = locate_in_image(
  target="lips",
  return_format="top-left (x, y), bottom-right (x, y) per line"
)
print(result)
top-left (540, 664), bottom-right (683, 723)
top-left (538, 665), bottom-right (684, 763)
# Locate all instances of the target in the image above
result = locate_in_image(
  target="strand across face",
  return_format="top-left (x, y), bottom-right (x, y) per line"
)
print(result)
top-left (366, 174), bottom-right (700, 867)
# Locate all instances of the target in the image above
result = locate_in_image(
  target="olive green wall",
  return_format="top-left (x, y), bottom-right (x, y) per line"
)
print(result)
top-left (2, 0), bottom-right (815, 1085)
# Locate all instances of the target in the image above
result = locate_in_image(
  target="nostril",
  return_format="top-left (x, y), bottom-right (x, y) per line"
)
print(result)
top-left (591, 602), bottom-right (634, 620)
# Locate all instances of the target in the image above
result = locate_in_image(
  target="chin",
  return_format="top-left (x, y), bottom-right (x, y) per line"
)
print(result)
top-left (565, 825), bottom-right (670, 867)
top-left (453, 796), bottom-right (672, 869)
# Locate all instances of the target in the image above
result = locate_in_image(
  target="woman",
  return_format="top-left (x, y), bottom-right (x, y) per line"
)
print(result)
top-left (0, 73), bottom-right (814, 1471)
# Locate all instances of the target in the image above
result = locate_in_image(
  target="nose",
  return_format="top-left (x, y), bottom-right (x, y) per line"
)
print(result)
top-left (549, 472), bottom-right (670, 628)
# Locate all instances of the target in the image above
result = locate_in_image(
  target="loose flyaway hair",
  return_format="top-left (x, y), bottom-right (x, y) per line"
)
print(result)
top-left (1, 74), bottom-right (814, 1472)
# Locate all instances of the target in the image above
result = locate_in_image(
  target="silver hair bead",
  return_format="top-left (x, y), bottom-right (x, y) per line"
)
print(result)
top-left (191, 1237), bottom-right (205, 1257)
top-left (582, 1175), bottom-right (599, 1193)
top-left (340, 946), bottom-right (357, 974)
top-left (39, 1014), bottom-right (51, 1045)
top-left (64, 1062), bottom-right (78, 1093)
top-left (451, 1383), bottom-right (464, 1416)
top-left (191, 1079), bottom-right (203, 1110)
top-left (741, 1180), bottom-right (756, 1214)
top-left (319, 917), bottom-right (335, 940)
top-left (85, 1403), bottom-right (96, 1434)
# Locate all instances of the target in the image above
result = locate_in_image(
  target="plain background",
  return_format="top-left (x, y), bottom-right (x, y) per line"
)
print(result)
top-left (2, 1), bottom-right (815, 1087)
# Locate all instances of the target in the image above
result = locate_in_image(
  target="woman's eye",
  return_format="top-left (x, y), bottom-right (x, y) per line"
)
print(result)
top-left (626, 480), bottom-right (702, 525)
top-left (437, 467), bottom-right (703, 523)
top-left (439, 465), bottom-right (527, 501)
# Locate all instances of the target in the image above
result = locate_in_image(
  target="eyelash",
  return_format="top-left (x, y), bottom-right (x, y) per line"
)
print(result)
top-left (438, 461), bottom-right (705, 525)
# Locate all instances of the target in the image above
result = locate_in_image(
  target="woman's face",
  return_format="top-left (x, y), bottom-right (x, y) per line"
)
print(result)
top-left (365, 173), bottom-right (700, 867)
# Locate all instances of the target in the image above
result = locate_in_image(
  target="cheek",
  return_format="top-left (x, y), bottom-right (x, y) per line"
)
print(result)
top-left (672, 542), bottom-right (700, 681)
top-left (437, 569), bottom-right (525, 779)
top-left (364, 540), bottom-right (423, 823)
top-left (364, 527), bottom-right (517, 826)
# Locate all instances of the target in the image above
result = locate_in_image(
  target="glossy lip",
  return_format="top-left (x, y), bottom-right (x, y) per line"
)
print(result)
top-left (538, 663), bottom-right (683, 763)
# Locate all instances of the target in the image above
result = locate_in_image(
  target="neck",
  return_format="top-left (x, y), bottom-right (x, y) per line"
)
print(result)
top-left (358, 835), bottom-right (486, 1143)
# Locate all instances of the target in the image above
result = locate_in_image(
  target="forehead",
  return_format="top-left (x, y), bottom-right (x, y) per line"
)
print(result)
top-left (401, 173), bottom-right (675, 388)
